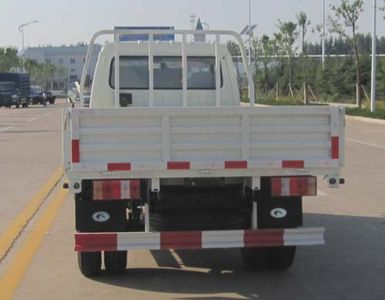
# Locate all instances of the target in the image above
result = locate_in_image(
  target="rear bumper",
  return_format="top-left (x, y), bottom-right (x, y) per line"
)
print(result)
top-left (75, 227), bottom-right (324, 252)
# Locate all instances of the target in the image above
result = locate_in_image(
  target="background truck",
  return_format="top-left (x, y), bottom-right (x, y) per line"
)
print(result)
top-left (63, 29), bottom-right (345, 277)
top-left (0, 82), bottom-right (14, 108)
top-left (0, 72), bottom-right (30, 108)
top-left (29, 85), bottom-right (56, 105)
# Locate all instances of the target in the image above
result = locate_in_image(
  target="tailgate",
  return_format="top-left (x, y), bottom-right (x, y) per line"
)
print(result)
top-left (63, 106), bottom-right (344, 186)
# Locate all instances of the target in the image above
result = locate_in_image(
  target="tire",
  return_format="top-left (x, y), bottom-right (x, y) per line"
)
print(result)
top-left (77, 251), bottom-right (101, 277)
top-left (242, 247), bottom-right (269, 271)
top-left (104, 251), bottom-right (127, 274)
top-left (16, 103), bottom-right (20, 108)
top-left (268, 246), bottom-right (296, 270)
top-left (49, 99), bottom-right (55, 104)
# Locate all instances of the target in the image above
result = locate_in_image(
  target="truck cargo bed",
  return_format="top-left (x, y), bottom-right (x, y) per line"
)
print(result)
top-left (64, 105), bottom-right (344, 190)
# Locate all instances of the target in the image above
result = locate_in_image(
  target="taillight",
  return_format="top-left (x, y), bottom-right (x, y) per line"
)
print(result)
top-left (271, 176), bottom-right (317, 197)
top-left (93, 180), bottom-right (140, 200)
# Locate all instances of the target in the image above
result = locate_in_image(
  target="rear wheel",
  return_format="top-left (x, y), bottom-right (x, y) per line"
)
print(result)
top-left (104, 251), bottom-right (127, 274)
top-left (241, 247), bottom-right (269, 271)
top-left (77, 251), bottom-right (101, 277)
top-left (268, 246), bottom-right (296, 270)
top-left (242, 246), bottom-right (296, 271)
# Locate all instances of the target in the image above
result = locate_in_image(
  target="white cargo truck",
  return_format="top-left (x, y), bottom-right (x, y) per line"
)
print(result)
top-left (63, 29), bottom-right (345, 276)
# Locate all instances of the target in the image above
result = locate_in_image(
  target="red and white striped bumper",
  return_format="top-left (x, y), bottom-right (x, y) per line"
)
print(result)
top-left (75, 227), bottom-right (324, 252)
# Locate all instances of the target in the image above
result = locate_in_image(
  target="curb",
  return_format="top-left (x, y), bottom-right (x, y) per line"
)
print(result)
top-left (345, 114), bottom-right (385, 125)
top-left (243, 102), bottom-right (385, 126)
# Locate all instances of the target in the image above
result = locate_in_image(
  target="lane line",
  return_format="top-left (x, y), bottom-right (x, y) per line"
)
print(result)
top-left (317, 189), bottom-right (327, 196)
top-left (27, 117), bottom-right (36, 122)
top-left (346, 138), bottom-right (385, 150)
top-left (0, 167), bottom-right (63, 261)
top-left (0, 188), bottom-right (68, 299)
top-left (0, 126), bottom-right (13, 132)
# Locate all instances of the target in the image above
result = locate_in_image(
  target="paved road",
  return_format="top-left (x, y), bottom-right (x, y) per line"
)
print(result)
top-left (0, 103), bottom-right (384, 299)
top-left (0, 103), bottom-right (62, 235)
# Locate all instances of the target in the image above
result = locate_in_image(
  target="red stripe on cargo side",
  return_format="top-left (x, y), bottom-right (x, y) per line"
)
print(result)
top-left (244, 229), bottom-right (284, 247)
top-left (224, 160), bottom-right (248, 169)
top-left (107, 163), bottom-right (131, 171)
top-left (160, 231), bottom-right (202, 250)
top-left (271, 178), bottom-right (282, 197)
top-left (331, 136), bottom-right (339, 159)
top-left (72, 139), bottom-right (80, 163)
top-left (75, 233), bottom-right (117, 251)
top-left (167, 161), bottom-right (191, 170)
top-left (282, 160), bottom-right (304, 169)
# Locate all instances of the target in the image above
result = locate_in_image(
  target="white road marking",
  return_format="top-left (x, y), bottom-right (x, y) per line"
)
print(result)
top-left (27, 118), bottom-right (37, 122)
top-left (317, 189), bottom-right (327, 196)
top-left (170, 250), bottom-right (184, 268)
top-left (346, 138), bottom-right (385, 150)
top-left (0, 126), bottom-right (14, 132)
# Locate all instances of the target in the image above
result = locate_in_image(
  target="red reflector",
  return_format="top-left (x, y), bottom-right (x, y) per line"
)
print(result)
top-left (103, 180), bottom-right (121, 200)
top-left (93, 180), bottom-right (140, 200)
top-left (108, 163), bottom-right (131, 171)
top-left (270, 176), bottom-right (317, 197)
top-left (129, 180), bottom-right (140, 199)
top-left (167, 161), bottom-right (190, 170)
top-left (225, 160), bottom-right (248, 169)
top-left (282, 160), bottom-right (304, 168)
top-left (331, 136), bottom-right (339, 159)
top-left (271, 178), bottom-right (282, 197)
top-left (72, 139), bottom-right (80, 163)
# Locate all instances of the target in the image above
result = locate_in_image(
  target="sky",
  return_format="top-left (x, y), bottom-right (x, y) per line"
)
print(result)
top-left (0, 0), bottom-right (384, 49)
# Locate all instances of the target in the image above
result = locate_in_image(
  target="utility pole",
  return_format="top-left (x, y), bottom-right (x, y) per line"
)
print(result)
top-left (240, 1), bottom-right (257, 103)
top-left (18, 20), bottom-right (38, 71)
top-left (370, 0), bottom-right (377, 112)
top-left (248, 0), bottom-right (252, 74)
top-left (322, 0), bottom-right (326, 67)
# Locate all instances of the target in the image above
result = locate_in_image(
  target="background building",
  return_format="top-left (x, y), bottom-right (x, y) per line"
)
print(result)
top-left (23, 44), bottom-right (101, 90)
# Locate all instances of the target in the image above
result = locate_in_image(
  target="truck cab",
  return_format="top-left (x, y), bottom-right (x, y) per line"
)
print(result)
top-left (91, 42), bottom-right (239, 108)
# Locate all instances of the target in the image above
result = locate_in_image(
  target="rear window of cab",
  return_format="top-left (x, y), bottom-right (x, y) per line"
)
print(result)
top-left (109, 56), bottom-right (223, 90)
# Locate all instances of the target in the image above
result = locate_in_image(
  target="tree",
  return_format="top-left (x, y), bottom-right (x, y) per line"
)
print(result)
top-left (272, 32), bottom-right (284, 98)
top-left (259, 35), bottom-right (273, 94)
top-left (24, 59), bottom-right (57, 89)
top-left (0, 48), bottom-right (20, 72)
top-left (226, 40), bottom-right (241, 56)
top-left (277, 20), bottom-right (298, 97)
top-left (297, 12), bottom-right (311, 104)
top-left (226, 40), bottom-right (243, 96)
top-left (330, 0), bottom-right (364, 108)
